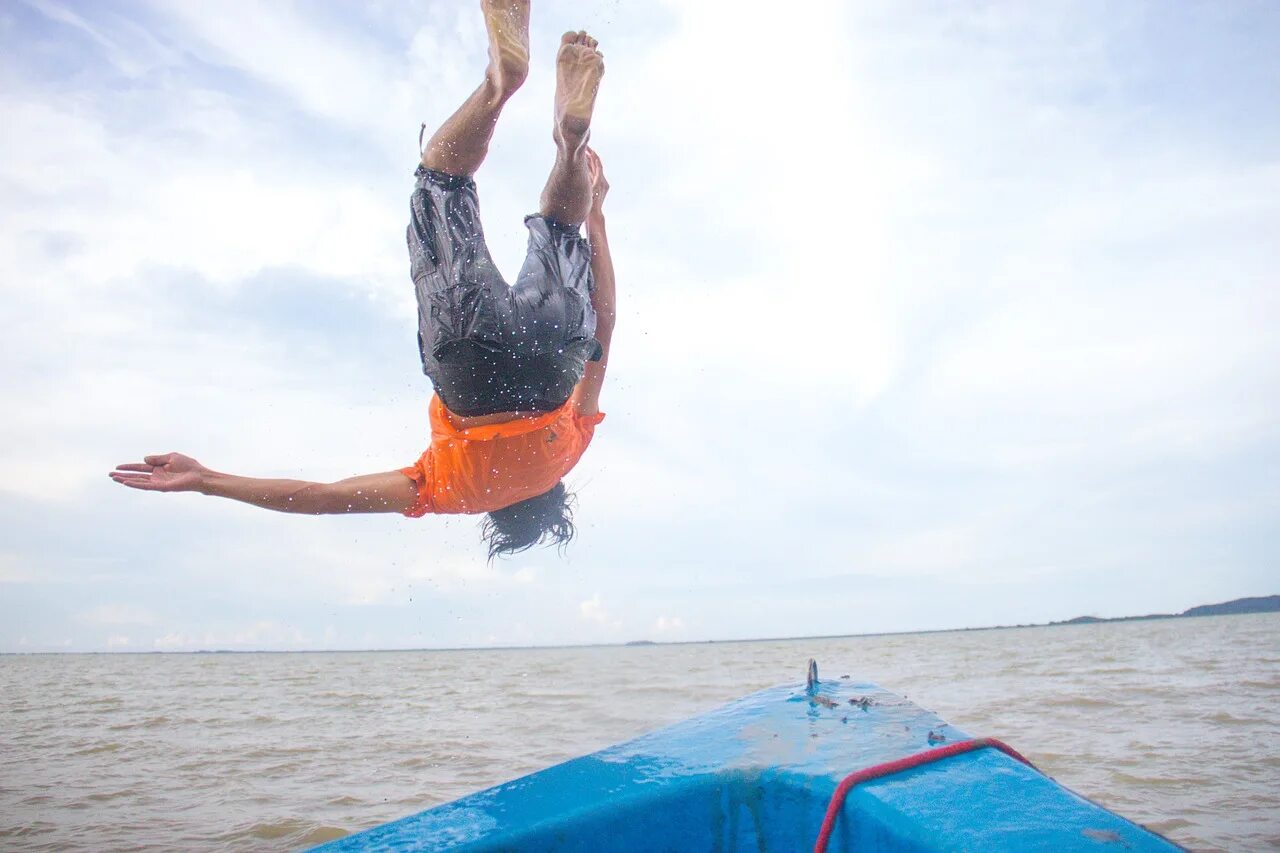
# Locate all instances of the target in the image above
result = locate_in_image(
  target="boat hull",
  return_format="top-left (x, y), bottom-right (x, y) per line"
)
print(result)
top-left (314, 672), bottom-right (1180, 852)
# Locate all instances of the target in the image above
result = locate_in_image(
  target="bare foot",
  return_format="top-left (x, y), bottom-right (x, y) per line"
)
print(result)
top-left (482, 0), bottom-right (530, 98)
top-left (554, 30), bottom-right (604, 151)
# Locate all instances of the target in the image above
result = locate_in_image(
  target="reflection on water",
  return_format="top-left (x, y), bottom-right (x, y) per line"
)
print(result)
top-left (2, 613), bottom-right (1277, 852)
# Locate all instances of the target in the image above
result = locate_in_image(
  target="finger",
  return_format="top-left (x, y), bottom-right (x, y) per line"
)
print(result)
top-left (117, 477), bottom-right (160, 491)
top-left (144, 453), bottom-right (172, 466)
top-left (110, 474), bottom-right (157, 490)
top-left (114, 463), bottom-right (153, 473)
top-left (110, 472), bottom-right (152, 483)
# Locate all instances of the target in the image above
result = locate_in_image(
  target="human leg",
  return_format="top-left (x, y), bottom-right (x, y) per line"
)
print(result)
top-left (537, 31), bottom-right (604, 227)
top-left (421, 0), bottom-right (530, 177)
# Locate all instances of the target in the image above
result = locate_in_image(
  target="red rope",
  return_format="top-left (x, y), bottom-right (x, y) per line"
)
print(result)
top-left (812, 737), bottom-right (1037, 853)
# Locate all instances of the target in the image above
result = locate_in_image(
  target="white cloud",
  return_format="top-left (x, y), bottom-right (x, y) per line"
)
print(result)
top-left (0, 555), bottom-right (39, 584)
top-left (578, 593), bottom-right (606, 623)
top-left (145, 0), bottom-right (411, 139)
top-left (151, 621), bottom-right (309, 651)
top-left (21, 0), bottom-right (181, 77)
top-left (610, 0), bottom-right (910, 403)
top-left (83, 603), bottom-right (158, 626)
top-left (579, 593), bottom-right (621, 629)
top-left (511, 566), bottom-right (540, 585)
top-left (0, 94), bottom-right (404, 291)
top-left (860, 524), bottom-right (986, 577)
top-left (153, 633), bottom-right (193, 650)
top-left (653, 615), bottom-right (684, 634)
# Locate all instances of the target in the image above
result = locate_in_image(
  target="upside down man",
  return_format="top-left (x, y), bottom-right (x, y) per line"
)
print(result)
top-left (111, 1), bottom-right (616, 558)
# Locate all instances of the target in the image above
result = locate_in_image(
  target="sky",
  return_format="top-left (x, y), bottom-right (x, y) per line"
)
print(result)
top-left (1, 0), bottom-right (1277, 653)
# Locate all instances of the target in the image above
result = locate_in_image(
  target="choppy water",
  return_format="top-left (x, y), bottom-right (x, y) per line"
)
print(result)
top-left (2, 613), bottom-right (1277, 852)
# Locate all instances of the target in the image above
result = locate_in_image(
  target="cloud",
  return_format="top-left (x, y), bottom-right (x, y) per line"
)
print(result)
top-left (511, 567), bottom-right (540, 585)
top-left (149, 621), bottom-right (309, 651)
top-left (579, 593), bottom-right (620, 629)
top-left (153, 632), bottom-right (198, 650)
top-left (140, 1), bottom-right (419, 142)
top-left (578, 593), bottom-right (606, 623)
top-left (83, 603), bottom-right (158, 626)
top-left (0, 555), bottom-right (40, 585)
top-left (653, 615), bottom-right (684, 634)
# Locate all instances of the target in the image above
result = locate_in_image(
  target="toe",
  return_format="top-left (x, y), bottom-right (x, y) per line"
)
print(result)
top-left (561, 30), bottom-right (578, 46)
top-left (587, 36), bottom-right (599, 49)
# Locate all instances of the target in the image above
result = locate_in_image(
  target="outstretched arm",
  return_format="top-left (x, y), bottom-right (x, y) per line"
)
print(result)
top-left (572, 147), bottom-right (615, 416)
top-left (109, 453), bottom-right (419, 515)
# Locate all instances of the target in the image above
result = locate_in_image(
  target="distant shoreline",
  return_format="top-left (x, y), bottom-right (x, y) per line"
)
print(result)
top-left (1046, 594), bottom-right (1280, 626)
top-left (3, 595), bottom-right (1276, 656)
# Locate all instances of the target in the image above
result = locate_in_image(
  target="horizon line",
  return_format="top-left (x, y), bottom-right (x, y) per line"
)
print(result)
top-left (5, 597), bottom-right (1275, 656)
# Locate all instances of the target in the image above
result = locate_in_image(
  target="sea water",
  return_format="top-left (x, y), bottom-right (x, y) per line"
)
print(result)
top-left (2, 612), bottom-right (1277, 852)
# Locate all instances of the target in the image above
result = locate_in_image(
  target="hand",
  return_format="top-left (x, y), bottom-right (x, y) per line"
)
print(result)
top-left (586, 146), bottom-right (609, 213)
top-left (110, 453), bottom-right (209, 493)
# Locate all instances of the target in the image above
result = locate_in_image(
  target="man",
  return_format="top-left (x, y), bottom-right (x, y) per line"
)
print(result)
top-left (110, 1), bottom-right (616, 559)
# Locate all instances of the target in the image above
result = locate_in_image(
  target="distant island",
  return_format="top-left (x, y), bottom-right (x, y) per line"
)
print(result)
top-left (620, 595), bottom-right (1280, 647)
top-left (1051, 595), bottom-right (1280, 626)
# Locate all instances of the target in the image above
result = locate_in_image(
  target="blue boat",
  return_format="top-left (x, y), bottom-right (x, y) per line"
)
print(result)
top-left (315, 661), bottom-right (1180, 852)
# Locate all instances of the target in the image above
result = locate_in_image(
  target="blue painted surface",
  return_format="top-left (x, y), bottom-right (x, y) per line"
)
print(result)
top-left (313, 671), bottom-right (1182, 852)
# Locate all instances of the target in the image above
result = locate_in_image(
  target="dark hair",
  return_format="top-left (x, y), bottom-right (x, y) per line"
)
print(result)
top-left (480, 481), bottom-right (577, 561)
